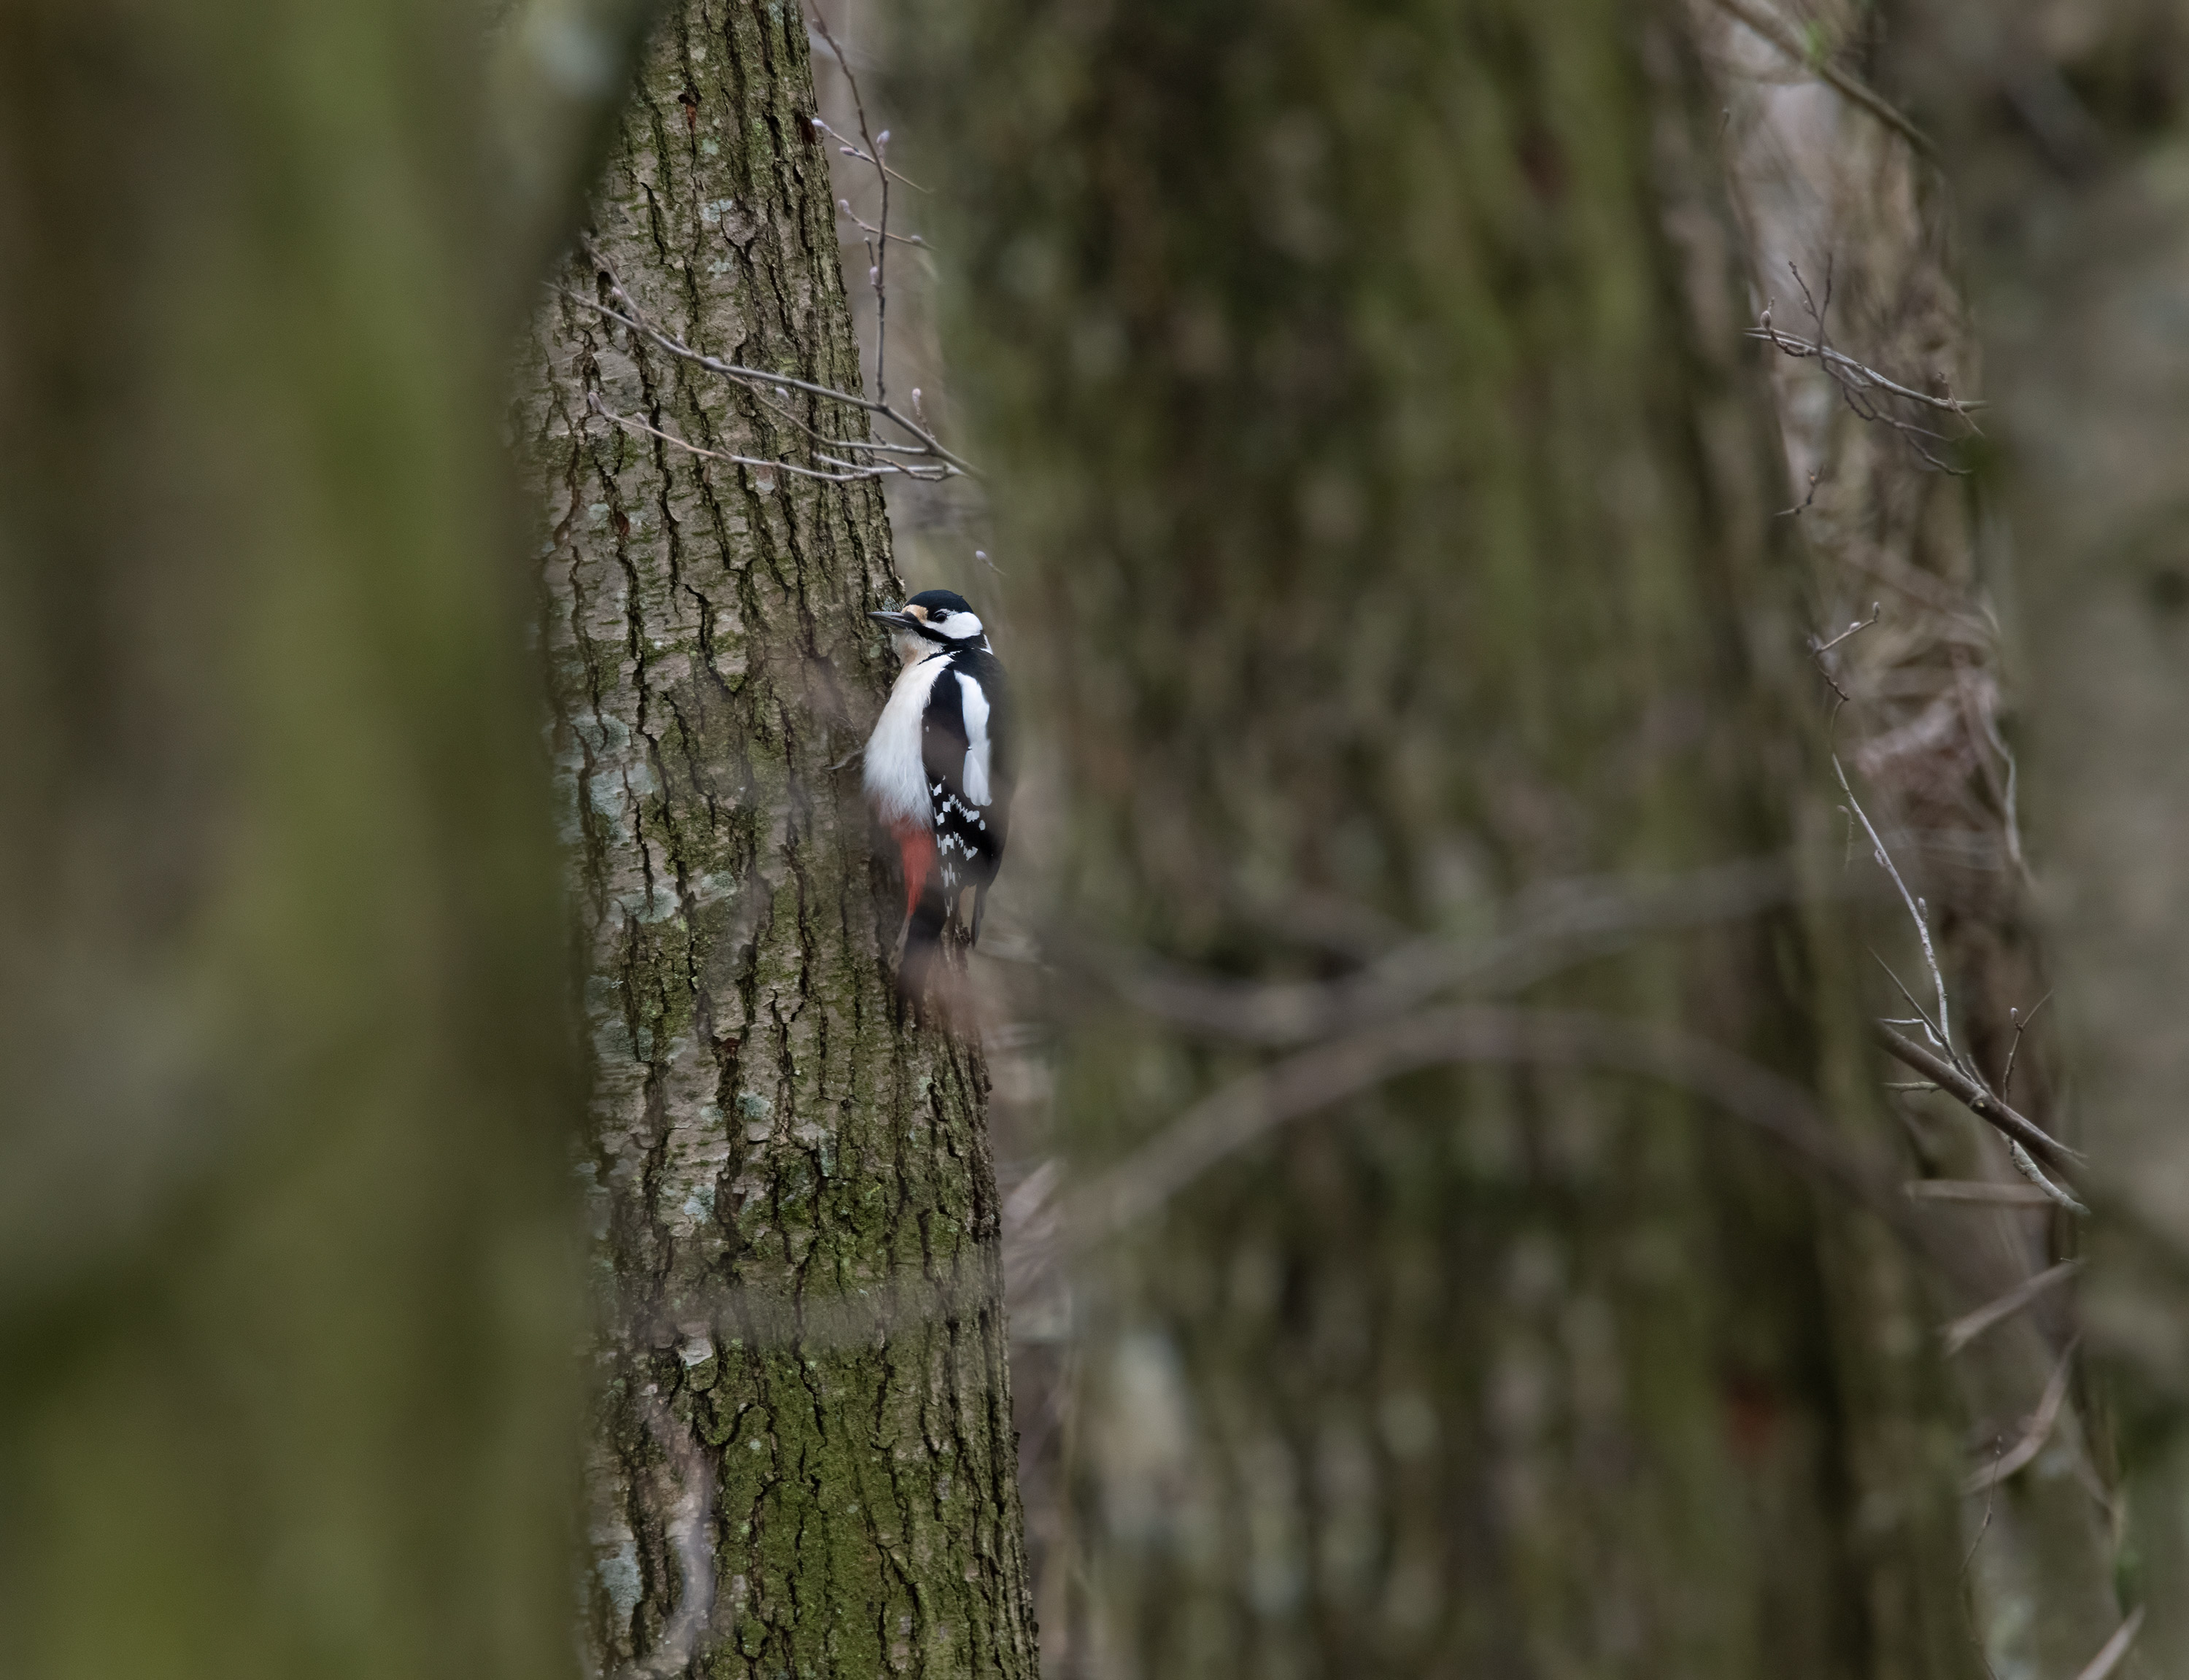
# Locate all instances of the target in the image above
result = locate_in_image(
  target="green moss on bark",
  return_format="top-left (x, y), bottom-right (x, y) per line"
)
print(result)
top-left (518, 3), bottom-right (1038, 1674)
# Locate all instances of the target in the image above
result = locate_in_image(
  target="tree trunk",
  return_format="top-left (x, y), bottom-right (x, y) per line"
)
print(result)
top-left (519, 3), bottom-right (1038, 1674)
top-left (1700, 7), bottom-right (2118, 1668)
top-left (0, 4), bottom-right (582, 1677)
top-left (904, 2), bottom-right (1991, 1675)
top-left (1887, 3), bottom-right (2189, 1667)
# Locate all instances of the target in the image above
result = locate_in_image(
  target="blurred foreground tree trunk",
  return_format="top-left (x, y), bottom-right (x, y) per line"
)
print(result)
top-left (906, 2), bottom-right (2001, 1676)
top-left (1700, 5), bottom-right (2119, 1669)
top-left (1889, 3), bottom-right (2189, 1668)
top-left (0, 3), bottom-right (593, 1678)
top-left (519, 1), bottom-right (1038, 1673)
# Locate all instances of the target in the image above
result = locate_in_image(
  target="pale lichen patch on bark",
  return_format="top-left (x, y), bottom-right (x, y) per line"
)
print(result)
top-left (521, 3), bottom-right (1035, 1675)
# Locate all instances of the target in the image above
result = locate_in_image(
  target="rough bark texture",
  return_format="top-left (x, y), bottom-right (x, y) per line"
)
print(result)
top-left (904, 2), bottom-right (1989, 1676)
top-left (1700, 7), bottom-right (2119, 1670)
top-left (1886, 1), bottom-right (2189, 1666)
top-left (518, 4), bottom-right (1038, 1675)
top-left (0, 4), bottom-right (581, 1677)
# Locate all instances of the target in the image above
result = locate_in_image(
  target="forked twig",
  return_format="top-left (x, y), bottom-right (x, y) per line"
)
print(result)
top-left (1872, 1021), bottom-right (2086, 1193)
top-left (809, 4), bottom-right (895, 407)
top-left (1710, 0), bottom-right (1935, 157)
top-left (1757, 258), bottom-right (1978, 475)
top-left (557, 278), bottom-right (976, 481)
top-left (1999, 991), bottom-right (2052, 1096)
top-left (1838, 744), bottom-right (1953, 1053)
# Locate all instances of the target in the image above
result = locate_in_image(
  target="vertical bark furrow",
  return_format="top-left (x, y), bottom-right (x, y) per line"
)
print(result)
top-left (522, 2), bottom-right (1037, 1674)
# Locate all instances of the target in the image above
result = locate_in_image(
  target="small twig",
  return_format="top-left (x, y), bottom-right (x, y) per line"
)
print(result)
top-left (1064, 1004), bottom-right (1994, 1296)
top-left (1096, 858), bottom-right (1800, 1049)
top-left (588, 392), bottom-right (943, 484)
top-left (1907, 1180), bottom-right (2058, 1209)
top-left (1872, 1020), bottom-right (2086, 1182)
top-left (1807, 604), bottom-right (1879, 704)
top-left (1873, 952), bottom-right (1956, 1068)
top-left (1836, 746), bottom-right (1953, 1053)
top-left (557, 285), bottom-right (978, 476)
top-left (1813, 604), bottom-right (1883, 655)
top-left (1964, 1338), bottom-right (2078, 1492)
top-left (2006, 1139), bottom-right (2088, 1217)
top-left (1974, 699), bottom-right (2029, 875)
top-left (1942, 1258), bottom-right (2081, 1356)
top-left (1742, 330), bottom-right (1985, 417)
top-left (1777, 468), bottom-right (1821, 518)
top-left (1961, 1447), bottom-right (2004, 1680)
top-left (807, 115), bottom-right (930, 193)
top-left (565, 238), bottom-right (971, 466)
top-left (838, 199), bottom-right (927, 247)
top-left (1999, 991), bottom-right (2053, 1096)
top-left (1710, 0), bottom-right (1936, 157)
top-left (2071, 1609), bottom-right (2146, 1680)
top-left (808, 8), bottom-right (892, 407)
top-left (1756, 255), bottom-right (1979, 474)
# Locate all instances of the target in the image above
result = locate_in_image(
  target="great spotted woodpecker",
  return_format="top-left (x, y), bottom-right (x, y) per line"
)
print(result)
top-left (864, 589), bottom-right (1013, 995)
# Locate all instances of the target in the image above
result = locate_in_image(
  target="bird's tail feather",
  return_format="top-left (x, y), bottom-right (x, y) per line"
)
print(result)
top-left (897, 878), bottom-right (951, 1005)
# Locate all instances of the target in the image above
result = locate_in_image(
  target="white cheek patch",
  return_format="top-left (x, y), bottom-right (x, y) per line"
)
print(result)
top-left (960, 676), bottom-right (992, 807)
top-left (939, 612), bottom-right (984, 642)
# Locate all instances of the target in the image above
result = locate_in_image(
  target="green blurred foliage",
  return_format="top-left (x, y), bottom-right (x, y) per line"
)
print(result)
top-left (0, 2), bottom-right (617, 1674)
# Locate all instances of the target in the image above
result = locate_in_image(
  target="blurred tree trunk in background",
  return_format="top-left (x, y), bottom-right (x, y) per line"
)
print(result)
top-left (519, 1), bottom-right (1038, 1673)
top-left (1700, 5), bottom-right (2118, 1669)
top-left (1888, 2), bottom-right (2189, 1668)
top-left (904, 2), bottom-right (1995, 1676)
top-left (0, 3), bottom-right (592, 1678)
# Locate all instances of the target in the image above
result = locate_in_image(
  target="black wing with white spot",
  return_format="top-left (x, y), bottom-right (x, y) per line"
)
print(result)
top-left (919, 649), bottom-right (1013, 940)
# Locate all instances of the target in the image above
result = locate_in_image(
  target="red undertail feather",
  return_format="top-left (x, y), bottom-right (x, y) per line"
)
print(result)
top-left (892, 821), bottom-right (937, 918)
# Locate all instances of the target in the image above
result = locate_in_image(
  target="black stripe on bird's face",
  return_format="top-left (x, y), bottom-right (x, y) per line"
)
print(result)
top-left (870, 594), bottom-right (989, 660)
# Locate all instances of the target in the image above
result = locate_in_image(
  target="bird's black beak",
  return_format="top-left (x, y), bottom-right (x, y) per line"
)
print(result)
top-left (869, 609), bottom-right (912, 630)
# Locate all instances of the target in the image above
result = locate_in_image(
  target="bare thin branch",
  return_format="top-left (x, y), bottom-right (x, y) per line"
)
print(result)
top-left (1742, 330), bottom-right (1983, 415)
top-left (1065, 1004), bottom-right (1996, 1295)
top-left (1757, 257), bottom-right (1977, 475)
top-left (1942, 1258), bottom-right (2081, 1356)
top-left (838, 203), bottom-right (927, 247)
top-left (1905, 1180), bottom-right (2057, 1208)
top-left (1096, 857), bottom-right (1798, 1048)
top-left (555, 281), bottom-right (978, 476)
top-left (1710, 0), bottom-right (1935, 156)
top-left (2072, 1609), bottom-right (2146, 1680)
top-left (2007, 1138), bottom-right (2088, 1217)
top-left (1836, 746), bottom-right (1953, 1052)
top-left (808, 115), bottom-right (930, 193)
top-left (590, 393), bottom-right (920, 483)
top-left (1813, 603), bottom-right (1883, 655)
top-left (1872, 1020), bottom-right (2087, 1182)
top-left (1999, 991), bottom-right (2053, 1096)
top-left (1964, 1339), bottom-right (2078, 1492)
top-left (1873, 953), bottom-right (1956, 1068)
top-left (807, 7), bottom-right (892, 406)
